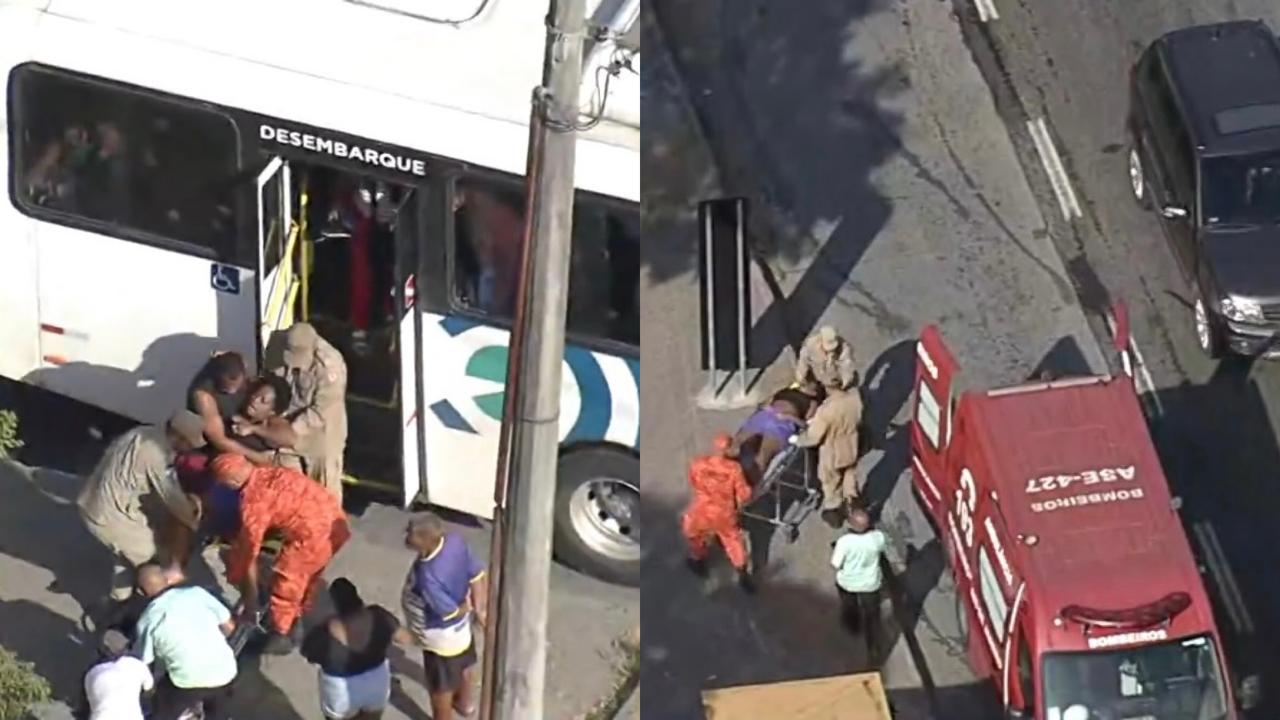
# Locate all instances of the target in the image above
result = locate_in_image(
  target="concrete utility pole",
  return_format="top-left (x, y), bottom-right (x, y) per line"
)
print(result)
top-left (479, 1), bottom-right (586, 719)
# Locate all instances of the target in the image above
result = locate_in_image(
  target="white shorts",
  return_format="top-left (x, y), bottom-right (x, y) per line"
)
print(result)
top-left (318, 660), bottom-right (391, 719)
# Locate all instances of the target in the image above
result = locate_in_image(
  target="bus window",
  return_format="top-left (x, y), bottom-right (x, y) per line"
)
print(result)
top-left (451, 174), bottom-right (639, 348)
top-left (452, 177), bottom-right (525, 319)
top-left (568, 200), bottom-right (639, 347)
top-left (10, 65), bottom-right (240, 257)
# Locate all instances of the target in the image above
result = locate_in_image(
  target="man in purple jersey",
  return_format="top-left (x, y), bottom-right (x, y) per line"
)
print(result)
top-left (401, 513), bottom-right (488, 719)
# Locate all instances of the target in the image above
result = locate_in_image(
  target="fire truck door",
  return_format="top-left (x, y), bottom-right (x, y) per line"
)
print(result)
top-left (911, 326), bottom-right (959, 517)
top-left (1006, 612), bottom-right (1036, 717)
top-left (1003, 584), bottom-right (1034, 712)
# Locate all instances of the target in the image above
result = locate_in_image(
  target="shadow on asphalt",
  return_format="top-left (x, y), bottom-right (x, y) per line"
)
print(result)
top-left (645, 0), bottom-right (905, 366)
top-left (643, 489), bottom-right (1002, 719)
top-left (0, 462), bottom-right (114, 614)
top-left (1146, 357), bottom-right (1280, 717)
top-left (1026, 335), bottom-right (1096, 381)
top-left (0, 599), bottom-right (92, 706)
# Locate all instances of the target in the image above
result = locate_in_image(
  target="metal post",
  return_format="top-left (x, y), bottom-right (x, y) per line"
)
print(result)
top-left (703, 206), bottom-right (718, 395)
top-left (299, 178), bottom-right (310, 322)
top-left (479, 1), bottom-right (587, 718)
top-left (735, 198), bottom-right (747, 398)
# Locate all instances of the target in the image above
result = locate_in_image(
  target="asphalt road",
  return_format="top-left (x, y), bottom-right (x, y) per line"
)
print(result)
top-left (955, 0), bottom-right (1280, 714)
top-left (643, 0), bottom-right (1107, 717)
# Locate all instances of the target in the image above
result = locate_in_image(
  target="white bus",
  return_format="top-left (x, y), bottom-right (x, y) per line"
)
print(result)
top-left (0, 0), bottom-right (640, 584)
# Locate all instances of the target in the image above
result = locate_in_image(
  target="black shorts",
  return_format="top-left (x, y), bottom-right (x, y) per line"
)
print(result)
top-left (422, 641), bottom-right (477, 694)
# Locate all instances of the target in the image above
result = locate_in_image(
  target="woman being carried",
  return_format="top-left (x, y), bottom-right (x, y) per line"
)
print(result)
top-left (203, 376), bottom-right (303, 544)
top-left (229, 375), bottom-right (301, 468)
top-left (734, 388), bottom-right (811, 487)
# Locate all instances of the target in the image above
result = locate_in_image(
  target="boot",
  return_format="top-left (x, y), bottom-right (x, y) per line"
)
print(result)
top-left (263, 631), bottom-right (294, 655)
top-left (821, 508), bottom-right (844, 529)
top-left (685, 556), bottom-right (709, 578)
top-left (737, 568), bottom-right (756, 594)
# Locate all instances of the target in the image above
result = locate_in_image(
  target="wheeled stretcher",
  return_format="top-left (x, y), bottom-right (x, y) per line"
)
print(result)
top-left (738, 437), bottom-right (820, 542)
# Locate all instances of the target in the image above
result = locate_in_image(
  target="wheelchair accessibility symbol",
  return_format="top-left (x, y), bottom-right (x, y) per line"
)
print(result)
top-left (210, 263), bottom-right (240, 295)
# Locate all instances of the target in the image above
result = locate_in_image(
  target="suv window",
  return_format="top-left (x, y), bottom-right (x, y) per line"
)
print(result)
top-left (1141, 52), bottom-right (1196, 206)
top-left (1202, 151), bottom-right (1280, 226)
top-left (11, 65), bottom-right (241, 258)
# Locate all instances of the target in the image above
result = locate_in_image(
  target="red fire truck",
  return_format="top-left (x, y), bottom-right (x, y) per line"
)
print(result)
top-left (908, 306), bottom-right (1254, 720)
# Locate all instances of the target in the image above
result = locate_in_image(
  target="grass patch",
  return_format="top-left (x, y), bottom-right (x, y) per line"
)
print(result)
top-left (0, 410), bottom-right (23, 462)
top-left (0, 645), bottom-right (51, 720)
top-left (584, 627), bottom-right (640, 720)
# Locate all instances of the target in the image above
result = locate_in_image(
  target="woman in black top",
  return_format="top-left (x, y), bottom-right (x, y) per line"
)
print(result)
top-left (302, 578), bottom-right (408, 720)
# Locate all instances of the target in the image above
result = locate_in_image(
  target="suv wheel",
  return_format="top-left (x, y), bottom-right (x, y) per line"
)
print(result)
top-left (1128, 145), bottom-right (1152, 209)
top-left (1194, 293), bottom-right (1224, 359)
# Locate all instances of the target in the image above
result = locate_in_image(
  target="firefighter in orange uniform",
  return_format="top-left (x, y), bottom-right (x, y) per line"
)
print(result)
top-left (682, 432), bottom-right (755, 592)
top-left (209, 453), bottom-right (351, 655)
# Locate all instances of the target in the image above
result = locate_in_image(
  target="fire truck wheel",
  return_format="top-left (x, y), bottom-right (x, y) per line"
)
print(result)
top-left (553, 447), bottom-right (640, 587)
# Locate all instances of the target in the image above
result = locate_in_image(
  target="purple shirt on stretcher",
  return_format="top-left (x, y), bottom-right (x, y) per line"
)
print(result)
top-left (741, 407), bottom-right (802, 442)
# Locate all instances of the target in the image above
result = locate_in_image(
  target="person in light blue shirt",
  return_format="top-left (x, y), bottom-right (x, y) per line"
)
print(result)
top-left (830, 508), bottom-right (901, 667)
top-left (131, 563), bottom-right (238, 720)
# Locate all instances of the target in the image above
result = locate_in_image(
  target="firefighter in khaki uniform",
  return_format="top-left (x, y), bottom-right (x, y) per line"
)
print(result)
top-left (790, 380), bottom-right (864, 527)
top-left (794, 326), bottom-right (857, 395)
top-left (77, 410), bottom-right (206, 605)
top-left (269, 322), bottom-right (349, 502)
top-left (681, 433), bottom-right (755, 593)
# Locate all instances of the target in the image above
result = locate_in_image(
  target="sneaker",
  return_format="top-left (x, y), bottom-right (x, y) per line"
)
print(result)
top-left (685, 556), bottom-right (709, 577)
top-left (737, 570), bottom-right (756, 594)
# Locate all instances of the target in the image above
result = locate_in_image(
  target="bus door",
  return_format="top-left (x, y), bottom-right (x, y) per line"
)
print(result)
top-left (392, 186), bottom-right (425, 508)
top-left (911, 325), bottom-right (959, 522)
top-left (255, 156), bottom-right (299, 355)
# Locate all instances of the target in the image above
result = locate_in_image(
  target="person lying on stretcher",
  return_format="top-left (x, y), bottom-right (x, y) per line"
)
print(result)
top-left (734, 388), bottom-right (813, 487)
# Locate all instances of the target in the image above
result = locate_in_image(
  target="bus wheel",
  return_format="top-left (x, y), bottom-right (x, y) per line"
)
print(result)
top-left (554, 447), bottom-right (639, 587)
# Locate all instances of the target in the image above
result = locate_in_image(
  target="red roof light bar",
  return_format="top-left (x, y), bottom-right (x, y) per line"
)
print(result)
top-left (1060, 592), bottom-right (1192, 633)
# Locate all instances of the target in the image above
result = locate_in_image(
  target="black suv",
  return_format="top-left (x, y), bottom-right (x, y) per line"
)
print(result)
top-left (1129, 20), bottom-right (1280, 358)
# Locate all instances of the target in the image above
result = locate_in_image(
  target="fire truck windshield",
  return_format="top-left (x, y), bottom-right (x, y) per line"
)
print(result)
top-left (1042, 635), bottom-right (1228, 720)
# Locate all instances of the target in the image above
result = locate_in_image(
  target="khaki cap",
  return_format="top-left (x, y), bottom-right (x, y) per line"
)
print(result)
top-left (818, 326), bottom-right (840, 351)
top-left (167, 409), bottom-right (206, 449)
top-left (283, 323), bottom-right (320, 368)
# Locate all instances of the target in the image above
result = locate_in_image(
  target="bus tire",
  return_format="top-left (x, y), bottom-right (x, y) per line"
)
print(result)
top-left (553, 447), bottom-right (639, 587)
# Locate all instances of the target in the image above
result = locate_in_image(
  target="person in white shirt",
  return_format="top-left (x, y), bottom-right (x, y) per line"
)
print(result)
top-left (830, 508), bottom-right (902, 667)
top-left (80, 629), bottom-right (153, 720)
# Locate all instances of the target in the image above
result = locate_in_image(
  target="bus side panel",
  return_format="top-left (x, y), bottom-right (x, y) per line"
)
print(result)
top-left (418, 311), bottom-right (638, 520)
top-left (0, 207), bottom-right (40, 383)
top-left (29, 226), bottom-right (256, 424)
top-left (1, 17), bottom-right (42, 382)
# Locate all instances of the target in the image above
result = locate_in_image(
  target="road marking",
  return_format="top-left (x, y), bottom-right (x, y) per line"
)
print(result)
top-left (1026, 117), bottom-right (1083, 220)
top-left (1104, 312), bottom-right (1164, 417)
top-left (1125, 330), bottom-right (1163, 417)
top-left (973, 0), bottom-right (1000, 22)
top-left (1192, 521), bottom-right (1255, 635)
